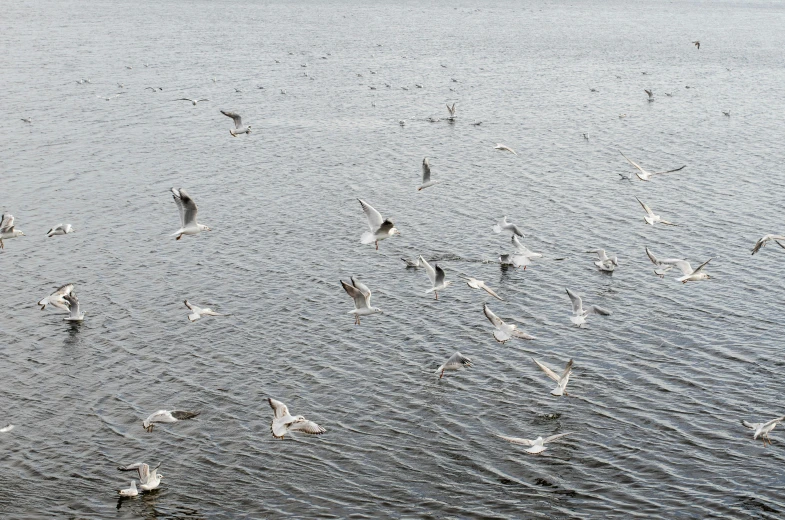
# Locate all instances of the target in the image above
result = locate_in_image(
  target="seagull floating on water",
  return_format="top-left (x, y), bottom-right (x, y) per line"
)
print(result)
top-left (636, 197), bottom-right (676, 226)
top-left (446, 103), bottom-right (456, 121)
top-left (341, 277), bottom-right (382, 325)
top-left (494, 144), bottom-right (517, 155)
top-left (436, 352), bottom-right (472, 379)
top-left (176, 98), bottom-right (209, 106)
top-left (358, 199), bottom-right (399, 250)
top-left (672, 258), bottom-right (712, 283)
top-left (644, 89), bottom-right (654, 102)
top-left (741, 416), bottom-right (785, 446)
top-left (645, 247), bottom-right (685, 278)
top-left (142, 410), bottom-right (200, 432)
top-left (118, 480), bottom-right (138, 497)
top-left (418, 158), bottom-right (443, 191)
top-left (171, 188), bottom-right (210, 240)
top-left (619, 151), bottom-right (686, 181)
top-left (587, 249), bottom-right (618, 272)
top-left (21, 118), bottom-right (32, 124)
top-left (751, 234), bottom-right (785, 255)
top-left (461, 275), bottom-right (503, 300)
top-left (533, 358), bottom-right (573, 396)
top-left (419, 256), bottom-right (451, 299)
top-left (268, 398), bottom-right (326, 439)
top-left (118, 462), bottom-right (163, 491)
top-left (497, 431), bottom-right (571, 454)
top-left (38, 283), bottom-right (75, 311)
top-left (483, 303), bottom-right (535, 342)
top-left (566, 288), bottom-right (611, 327)
top-left (493, 216), bottom-right (523, 237)
top-left (0, 424), bottom-right (14, 433)
top-left (220, 110), bottom-right (251, 136)
top-left (0, 214), bottom-right (25, 248)
top-left (184, 300), bottom-right (223, 322)
top-left (401, 257), bottom-right (422, 268)
top-left (46, 223), bottom-right (74, 237)
top-left (63, 294), bottom-right (85, 322)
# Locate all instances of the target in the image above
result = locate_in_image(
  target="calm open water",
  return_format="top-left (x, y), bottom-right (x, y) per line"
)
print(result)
top-left (2, 0), bottom-right (785, 518)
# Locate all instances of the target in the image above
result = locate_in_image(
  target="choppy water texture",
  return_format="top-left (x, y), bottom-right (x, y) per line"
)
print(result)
top-left (2, 0), bottom-right (785, 518)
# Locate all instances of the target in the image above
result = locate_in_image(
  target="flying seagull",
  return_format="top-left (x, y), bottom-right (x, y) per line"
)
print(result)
top-left (176, 98), bottom-right (209, 106)
top-left (496, 432), bottom-right (571, 454)
top-left (220, 110), bottom-right (251, 136)
top-left (1, 424), bottom-right (14, 433)
top-left (494, 144), bottom-right (517, 155)
top-left (635, 197), bottom-right (676, 226)
top-left (0, 214), bottom-right (25, 248)
top-left (38, 284), bottom-right (75, 311)
top-left (461, 275), bottom-right (503, 300)
top-left (505, 236), bottom-right (542, 269)
top-left (672, 258), bottom-right (712, 283)
top-left (63, 294), bottom-right (85, 322)
top-left (171, 188), bottom-right (210, 240)
top-left (184, 300), bottom-right (223, 322)
top-left (723, 110), bottom-right (731, 117)
top-left (483, 303), bottom-right (535, 342)
top-left (418, 158), bottom-right (443, 191)
top-left (645, 247), bottom-right (685, 277)
top-left (587, 249), bottom-right (618, 272)
top-left (341, 277), bottom-right (382, 325)
top-left (619, 151), bottom-right (686, 181)
top-left (446, 102), bottom-right (456, 120)
top-left (644, 89), bottom-right (654, 102)
top-left (493, 216), bottom-right (524, 237)
top-left (751, 234), bottom-right (785, 255)
top-left (358, 199), bottom-right (399, 249)
top-left (118, 462), bottom-right (163, 491)
top-left (142, 410), bottom-right (200, 432)
top-left (436, 352), bottom-right (472, 379)
top-left (566, 288), bottom-right (611, 327)
top-left (46, 223), bottom-right (74, 237)
top-left (532, 358), bottom-right (573, 396)
top-left (741, 416), bottom-right (785, 446)
top-left (419, 256), bottom-right (451, 299)
top-left (692, 40), bottom-right (700, 49)
top-left (118, 480), bottom-right (138, 497)
top-left (268, 398), bottom-right (326, 439)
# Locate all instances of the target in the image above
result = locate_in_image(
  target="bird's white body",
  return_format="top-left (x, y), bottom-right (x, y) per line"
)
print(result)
top-left (46, 223), bottom-right (74, 237)
top-left (184, 300), bottom-right (223, 322)
top-left (672, 259), bottom-right (712, 283)
top-left (62, 293), bottom-right (85, 322)
top-left (38, 283), bottom-right (75, 312)
top-left (494, 144), bottom-right (517, 155)
top-left (420, 256), bottom-right (451, 299)
top-left (502, 236), bottom-right (542, 269)
top-left (533, 358), bottom-right (573, 396)
top-left (358, 199), bottom-right (399, 249)
top-left (118, 480), bottom-right (138, 497)
top-left (118, 462), bottom-right (164, 491)
top-left (589, 249), bottom-right (618, 272)
top-left (483, 303), bottom-right (535, 342)
top-left (268, 398), bottom-right (326, 439)
top-left (497, 432), bottom-right (571, 454)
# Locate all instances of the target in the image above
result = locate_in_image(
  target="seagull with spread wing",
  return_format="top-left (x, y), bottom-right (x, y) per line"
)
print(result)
top-left (645, 247), bottom-right (685, 278)
top-left (268, 398), bottom-right (326, 439)
top-left (636, 197), bottom-right (676, 226)
top-left (220, 110), bottom-right (251, 136)
top-left (496, 431), bottom-right (572, 454)
top-left (418, 158), bottom-right (443, 191)
top-left (38, 284), bottom-right (75, 311)
top-left (493, 216), bottom-right (524, 237)
top-left (142, 410), bottom-right (200, 432)
top-left (171, 188), bottom-right (210, 240)
top-left (176, 98), bottom-right (209, 106)
top-left (341, 277), bottom-right (382, 324)
top-left (751, 234), bottom-right (785, 255)
top-left (0, 214), bottom-right (25, 248)
top-left (446, 102), bottom-right (456, 120)
top-left (46, 223), bottom-right (74, 237)
top-left (619, 151), bottom-right (686, 181)
top-left (184, 300), bottom-right (223, 322)
top-left (494, 143), bottom-right (517, 155)
top-left (436, 352), bottom-right (472, 379)
top-left (419, 256), bottom-right (451, 299)
top-left (358, 199), bottom-right (399, 250)
top-left (461, 275), bottom-right (503, 300)
top-left (672, 258), bottom-right (712, 283)
top-left (117, 462), bottom-right (163, 491)
top-left (62, 294), bottom-right (85, 322)
top-left (566, 288), bottom-right (611, 327)
top-left (483, 303), bottom-right (535, 342)
top-left (741, 416), bottom-right (785, 446)
top-left (532, 358), bottom-right (573, 396)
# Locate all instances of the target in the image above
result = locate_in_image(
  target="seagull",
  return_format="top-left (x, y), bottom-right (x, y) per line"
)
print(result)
top-left (401, 257), bottom-right (422, 268)
top-left (184, 300), bottom-right (223, 322)
top-left (494, 143), bottom-right (517, 155)
top-left (171, 188), bottom-right (210, 240)
top-left (38, 283), bottom-right (75, 311)
top-left (142, 410), bottom-right (200, 432)
top-left (62, 294), bottom-right (85, 322)
top-left (587, 249), bottom-right (618, 272)
top-left (644, 89), bottom-right (654, 101)
top-left (692, 40), bottom-right (700, 49)
top-left (645, 247), bottom-right (685, 277)
top-left (220, 110), bottom-right (251, 136)
top-left (636, 197), bottom-right (677, 226)
top-left (118, 462), bottom-right (163, 491)
top-left (280, 89), bottom-right (286, 94)
top-left (483, 303), bottom-right (535, 342)
top-left (582, 133), bottom-right (589, 140)
top-left (723, 110), bottom-right (731, 117)
top-left (420, 256), bottom-right (451, 299)
top-left (619, 113), bottom-right (627, 118)
top-left (21, 118), bottom-right (32, 124)
top-left (566, 288), bottom-right (611, 327)
top-left (461, 276), bottom-right (503, 300)
top-left (619, 151), bottom-right (686, 181)
top-left (0, 214), bottom-right (25, 248)
top-left (341, 277), bottom-right (382, 324)
top-left (672, 258), bottom-right (712, 283)
top-left (268, 398), bottom-right (326, 439)
top-left (145, 86), bottom-right (163, 92)
top-left (507, 236), bottom-right (542, 269)
top-left (118, 480), bottom-right (138, 497)
top-left (398, 120), bottom-right (406, 126)
top-left (532, 358), bottom-right (573, 396)
top-left (436, 352), bottom-right (472, 379)
top-left (176, 98), bottom-right (209, 106)
top-left (741, 416), bottom-right (785, 446)
top-left (493, 216), bottom-right (524, 237)
top-left (415, 84), bottom-right (423, 88)
top-left (418, 158), bottom-right (443, 191)
top-left (426, 117), bottom-right (441, 122)
top-left (751, 234), bottom-right (785, 255)
top-left (665, 92), bottom-right (673, 97)
top-left (358, 199), bottom-right (399, 249)
top-left (0, 424), bottom-right (14, 433)
top-left (496, 432), bottom-right (571, 454)
top-left (446, 103), bottom-right (456, 120)
top-left (46, 223), bottom-right (74, 237)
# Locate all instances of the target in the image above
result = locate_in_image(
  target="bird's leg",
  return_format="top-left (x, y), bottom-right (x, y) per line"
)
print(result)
top-left (440, 369), bottom-right (444, 379)
top-left (524, 266), bottom-right (527, 271)
top-left (176, 235), bottom-right (182, 241)
top-left (0, 239), bottom-right (3, 249)
top-left (435, 292), bottom-right (438, 300)
top-left (375, 240), bottom-right (379, 250)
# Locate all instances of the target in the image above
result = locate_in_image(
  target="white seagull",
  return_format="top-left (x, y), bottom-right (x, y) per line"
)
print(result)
top-left (0, 214), bottom-right (25, 248)
top-left (588, 249), bottom-right (618, 272)
top-left (566, 288), bottom-right (611, 327)
top-left (619, 151), bottom-right (686, 181)
top-left (493, 216), bottom-right (524, 237)
top-left (268, 398), bottom-right (326, 439)
top-left (460, 275), bottom-right (503, 300)
top-left (494, 143), bottom-right (517, 155)
top-left (38, 283), bottom-right (75, 311)
top-left (171, 187), bottom-right (210, 240)
top-left (497, 432), bottom-right (571, 454)
top-left (644, 89), bottom-right (654, 102)
top-left (672, 258), bottom-right (712, 283)
top-left (118, 480), bottom-right (138, 497)
top-left (63, 294), bottom-right (85, 322)
top-left (741, 416), bottom-right (785, 446)
top-left (358, 199), bottom-right (399, 249)
top-left (419, 256), bottom-right (451, 299)
top-left (176, 97), bottom-right (209, 106)
top-left (401, 257), bottom-right (422, 269)
top-left (751, 234), bottom-right (785, 255)
top-left (184, 300), bottom-right (223, 322)
top-left (503, 236), bottom-right (542, 269)
top-left (220, 110), bottom-right (251, 136)
top-left (533, 358), bottom-right (573, 396)
top-left (436, 351), bottom-right (472, 379)
top-left (446, 102), bottom-right (456, 120)
top-left (118, 462), bottom-right (163, 491)
top-left (645, 247), bottom-right (685, 278)
top-left (418, 158), bottom-right (443, 191)
top-left (142, 410), bottom-right (200, 432)
top-left (341, 277), bottom-right (382, 324)
top-left (0, 424), bottom-right (14, 433)
top-left (636, 197), bottom-right (676, 226)
top-left (483, 303), bottom-right (535, 342)
top-left (46, 223), bottom-right (74, 237)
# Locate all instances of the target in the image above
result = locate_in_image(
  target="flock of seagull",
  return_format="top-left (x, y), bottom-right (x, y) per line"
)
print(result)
top-left (4, 38), bottom-right (785, 503)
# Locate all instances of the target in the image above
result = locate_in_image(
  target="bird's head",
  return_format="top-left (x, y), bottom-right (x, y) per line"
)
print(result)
top-left (199, 224), bottom-right (211, 232)
top-left (157, 474), bottom-right (164, 480)
top-left (372, 307), bottom-right (383, 314)
top-left (391, 227), bottom-right (400, 236)
top-left (17, 230), bottom-right (25, 237)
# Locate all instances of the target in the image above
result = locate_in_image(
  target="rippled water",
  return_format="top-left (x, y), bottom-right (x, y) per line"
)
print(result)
top-left (2, 0), bottom-right (785, 518)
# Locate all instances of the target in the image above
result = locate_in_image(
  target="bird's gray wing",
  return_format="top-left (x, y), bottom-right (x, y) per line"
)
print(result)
top-left (650, 165), bottom-right (686, 175)
top-left (645, 247), bottom-right (659, 265)
top-left (672, 260), bottom-right (693, 276)
top-left (171, 188), bottom-right (186, 226)
top-left (434, 264), bottom-right (446, 286)
top-left (220, 110), bottom-right (243, 128)
top-left (422, 158), bottom-right (431, 183)
top-left (619, 151), bottom-right (645, 174)
top-left (377, 219), bottom-right (395, 236)
top-left (635, 197), bottom-right (654, 217)
top-left (350, 277), bottom-right (371, 298)
top-left (560, 359), bottom-right (574, 380)
top-left (358, 199), bottom-right (383, 231)
top-left (118, 463), bottom-right (149, 484)
top-left (341, 280), bottom-right (367, 309)
top-left (533, 358), bottom-right (560, 382)
top-left (692, 258), bottom-right (712, 274)
top-left (565, 289), bottom-right (583, 314)
top-left (175, 188), bottom-right (199, 226)
top-left (741, 420), bottom-right (761, 430)
top-left (587, 306), bottom-right (612, 316)
top-left (268, 398), bottom-right (290, 419)
top-left (170, 410), bottom-right (200, 421)
top-left (0, 214), bottom-right (14, 230)
top-left (63, 294), bottom-right (80, 317)
top-left (483, 304), bottom-right (504, 328)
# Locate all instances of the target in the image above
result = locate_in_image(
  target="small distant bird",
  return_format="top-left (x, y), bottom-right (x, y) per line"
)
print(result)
top-left (46, 223), bottom-right (74, 237)
top-left (636, 197), bottom-right (677, 226)
top-left (21, 118), bottom-right (32, 123)
top-left (618, 114), bottom-right (627, 118)
top-left (401, 86), bottom-right (409, 91)
top-left (588, 249), bottom-right (618, 272)
top-left (125, 66), bottom-right (132, 69)
top-left (341, 277), bottom-right (382, 325)
top-left (398, 120), bottom-right (405, 126)
top-left (751, 234), bottom-right (785, 255)
top-left (369, 86), bottom-right (376, 90)
top-left (144, 87), bottom-right (163, 92)
top-left (741, 416), bottom-right (785, 446)
top-left (220, 110), bottom-right (251, 136)
top-left (436, 352), bottom-right (472, 379)
top-left (38, 284), bottom-right (75, 311)
top-left (483, 303), bottom-right (535, 342)
top-left (401, 257), bottom-right (422, 268)
top-left (358, 199), bottom-right (399, 249)
top-left (497, 432), bottom-right (571, 454)
top-left (619, 151), bottom-right (686, 181)
top-left (142, 410), bottom-right (200, 432)
top-left (184, 300), bottom-right (223, 322)
top-left (461, 276), bottom-right (503, 300)
top-left (493, 215), bottom-right (524, 237)
top-left (118, 462), bottom-right (163, 491)
top-left (672, 258), bottom-right (712, 283)
top-left (494, 143), bottom-right (517, 155)
top-left (420, 256), bottom-right (451, 300)
top-left (723, 110), bottom-right (731, 117)
top-left (566, 288), bottom-right (611, 327)
top-left (451, 78), bottom-right (459, 82)
top-left (171, 188), bottom-right (210, 240)
top-left (280, 89), bottom-right (286, 94)
top-left (234, 88), bottom-right (242, 93)
top-left (426, 117), bottom-right (440, 122)
top-left (176, 98), bottom-right (209, 106)
top-left (0, 214), bottom-right (25, 248)
top-left (590, 88), bottom-right (598, 92)
top-left (645, 247), bottom-right (686, 278)
top-left (415, 84), bottom-right (423, 88)
top-left (117, 83), bottom-right (125, 89)
top-left (62, 293), bottom-right (85, 322)
top-left (0, 424), bottom-right (14, 433)
top-left (582, 133), bottom-right (589, 140)
top-left (692, 40), bottom-right (700, 49)
top-left (644, 89), bottom-right (654, 101)
top-left (274, 59), bottom-right (280, 63)
top-left (118, 480), bottom-right (138, 497)
top-left (418, 158), bottom-right (443, 191)
top-left (268, 398), bottom-right (326, 439)
top-left (446, 103), bottom-right (456, 120)
top-left (471, 121), bottom-right (482, 126)
top-left (533, 358), bottom-right (573, 396)
top-left (97, 93), bottom-right (124, 100)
